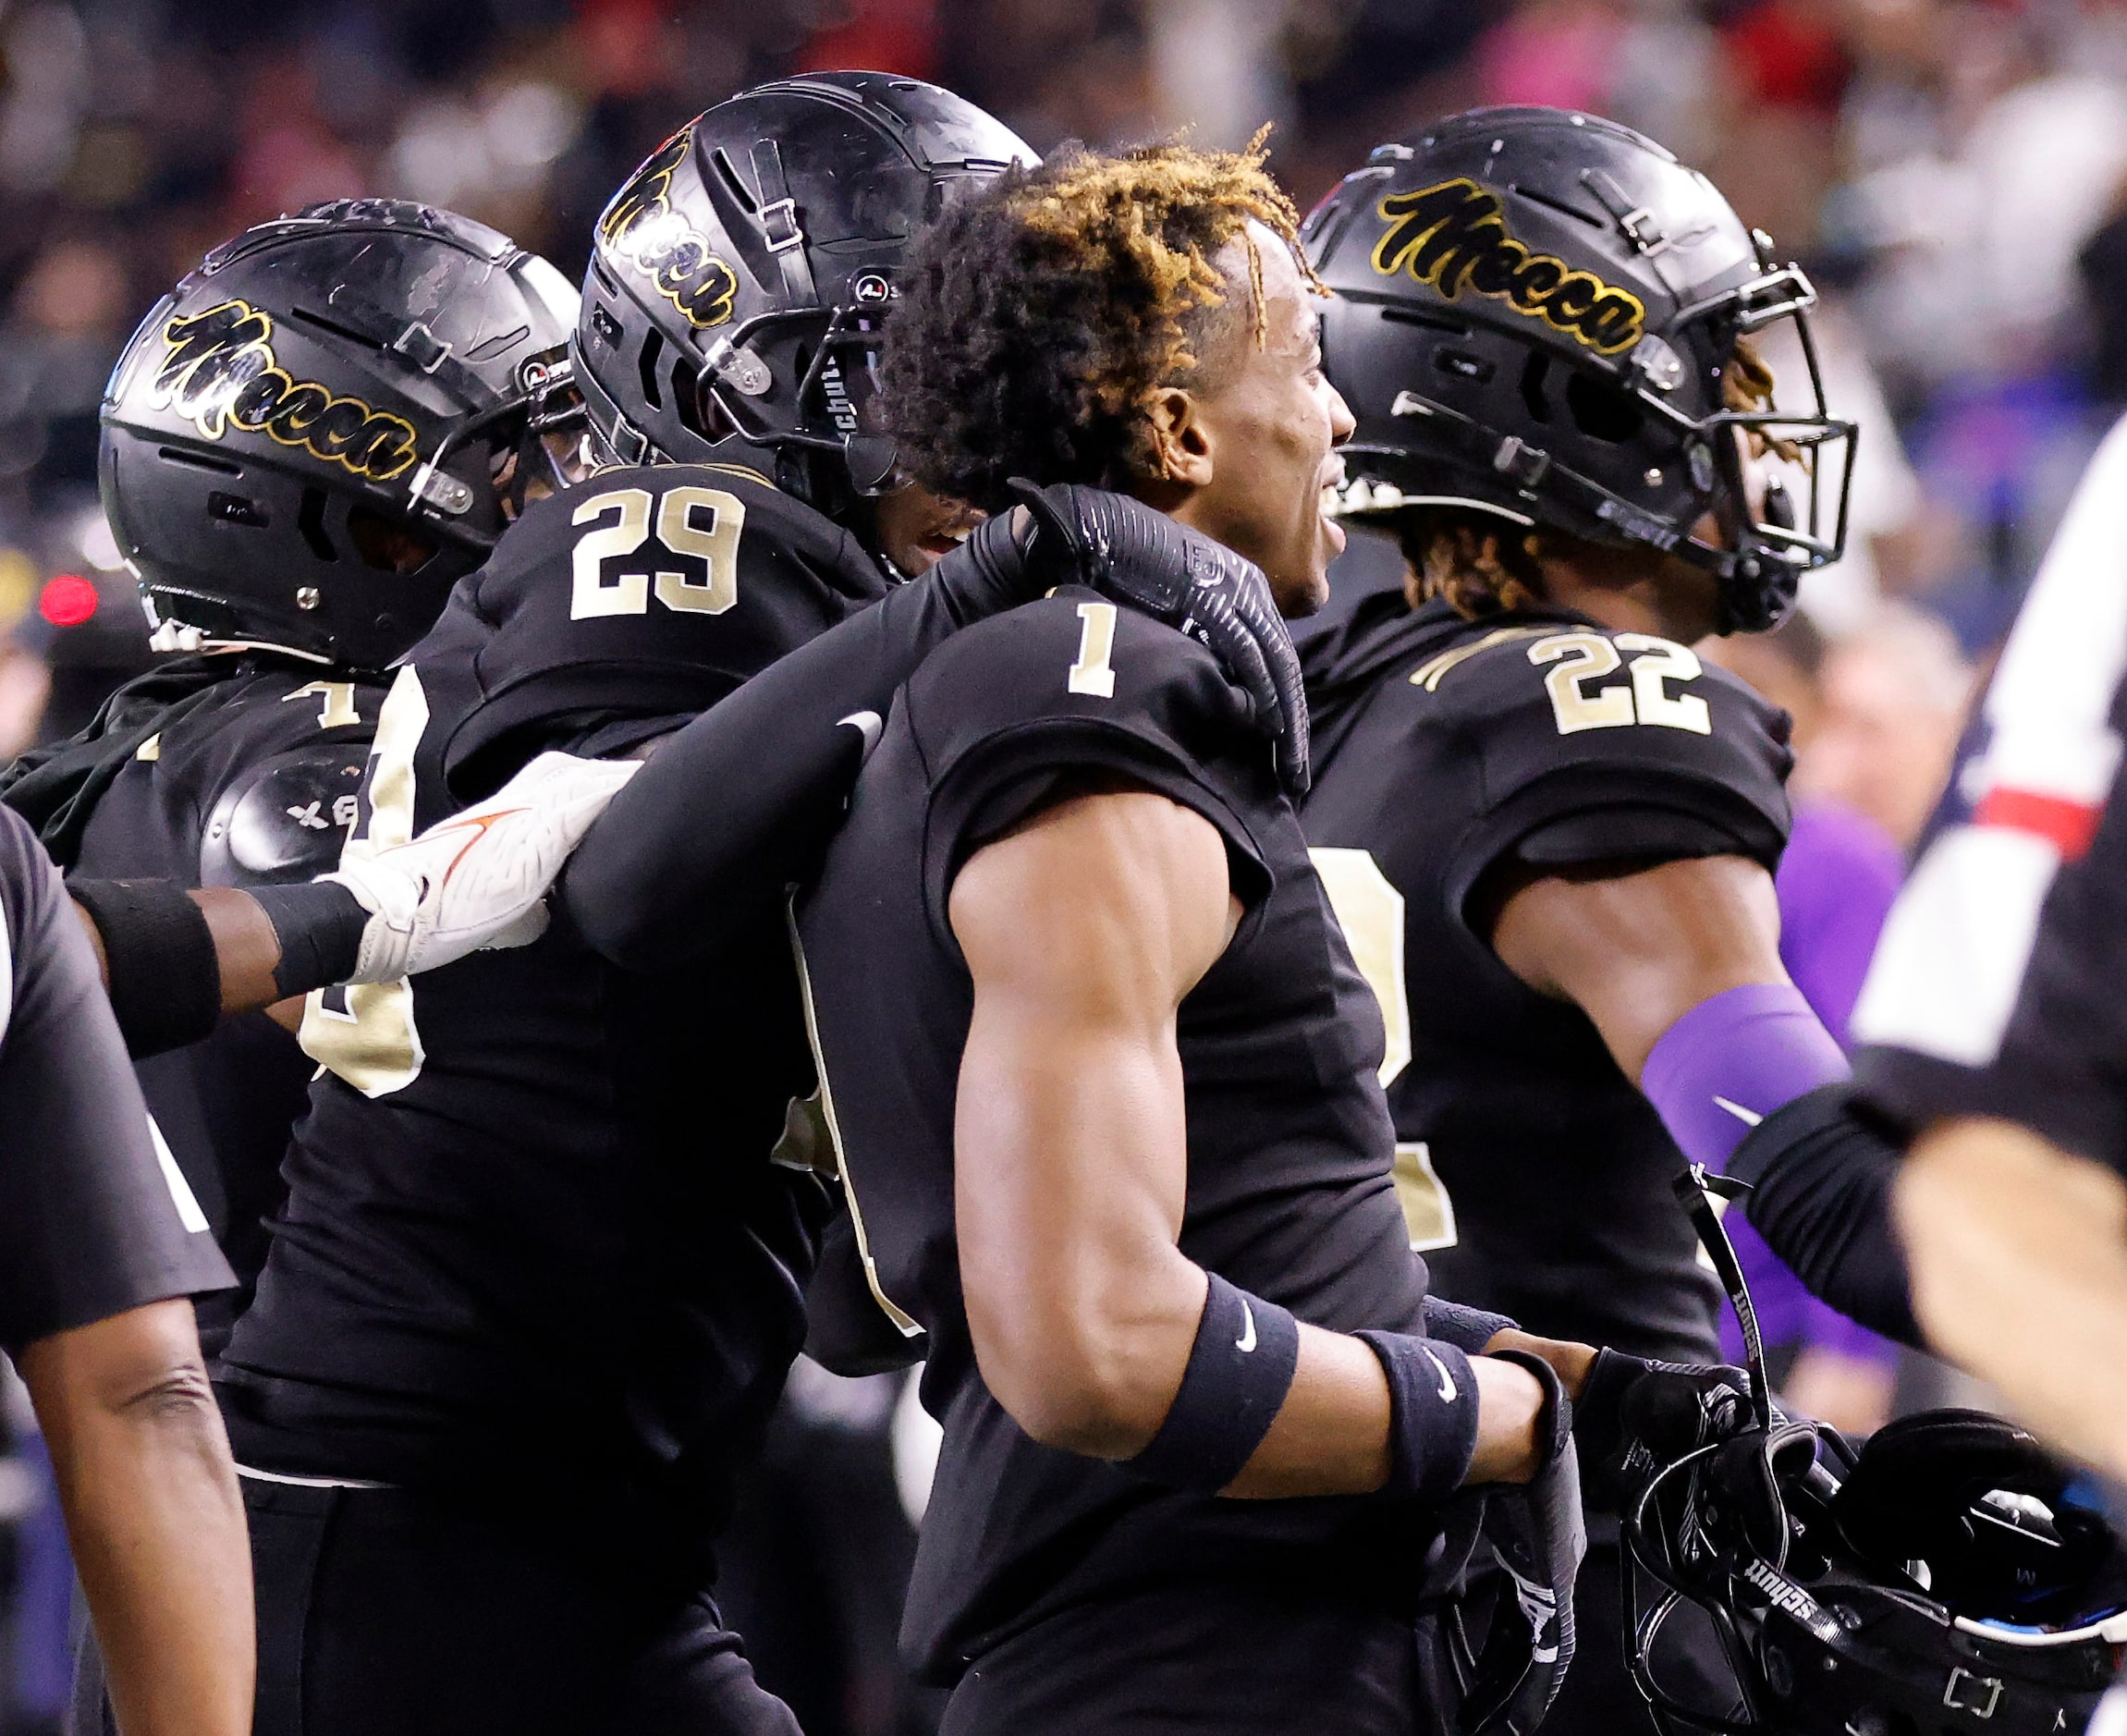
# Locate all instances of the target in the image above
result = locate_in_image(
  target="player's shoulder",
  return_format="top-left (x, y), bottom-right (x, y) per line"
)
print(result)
top-left (483, 458), bottom-right (881, 602)
top-left (1410, 605), bottom-right (1791, 778)
top-left (904, 590), bottom-right (1252, 776)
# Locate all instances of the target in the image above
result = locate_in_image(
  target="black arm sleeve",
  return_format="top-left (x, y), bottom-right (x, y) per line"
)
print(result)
top-left (561, 553), bottom-right (1005, 972)
top-left (1727, 1083), bottom-right (1923, 1350)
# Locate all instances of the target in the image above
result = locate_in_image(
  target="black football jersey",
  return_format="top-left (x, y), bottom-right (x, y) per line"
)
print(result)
top-left (0, 803), bottom-right (231, 1353)
top-left (794, 591), bottom-right (1438, 1682)
top-left (1, 654), bottom-right (381, 1357)
top-left (219, 462), bottom-right (888, 1534)
top-left (1300, 593), bottom-right (1793, 1363)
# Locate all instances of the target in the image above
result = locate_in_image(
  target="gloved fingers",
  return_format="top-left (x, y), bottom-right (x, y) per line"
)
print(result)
top-left (1199, 600), bottom-right (1279, 740)
top-left (1005, 477), bottom-right (1092, 587)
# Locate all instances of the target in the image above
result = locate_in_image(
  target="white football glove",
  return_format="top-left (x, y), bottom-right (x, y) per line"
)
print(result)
top-left (324, 752), bottom-right (640, 984)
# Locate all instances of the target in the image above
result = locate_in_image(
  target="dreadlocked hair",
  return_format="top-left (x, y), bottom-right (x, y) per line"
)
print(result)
top-left (881, 133), bottom-right (1321, 514)
top-left (1397, 508), bottom-right (1546, 619)
top-left (1403, 332), bottom-right (1790, 618)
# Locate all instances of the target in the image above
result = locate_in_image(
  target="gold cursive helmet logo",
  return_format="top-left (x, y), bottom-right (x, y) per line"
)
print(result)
top-left (150, 300), bottom-right (422, 482)
top-left (600, 128), bottom-right (740, 329)
top-left (1371, 178), bottom-right (1646, 357)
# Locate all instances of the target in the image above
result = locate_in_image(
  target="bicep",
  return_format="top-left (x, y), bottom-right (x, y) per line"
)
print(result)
top-left (1488, 852), bottom-right (1787, 1082)
top-left (947, 788), bottom-right (1234, 1355)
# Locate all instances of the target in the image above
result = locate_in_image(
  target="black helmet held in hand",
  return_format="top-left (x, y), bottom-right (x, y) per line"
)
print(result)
top-left (573, 71), bottom-right (1034, 513)
top-left (101, 199), bottom-right (582, 670)
top-left (1303, 106), bottom-right (1855, 632)
top-left (1623, 1409), bottom-right (2126, 1735)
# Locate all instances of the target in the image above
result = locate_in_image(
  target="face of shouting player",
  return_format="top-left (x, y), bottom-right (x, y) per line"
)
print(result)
top-left (1139, 220), bottom-right (1355, 619)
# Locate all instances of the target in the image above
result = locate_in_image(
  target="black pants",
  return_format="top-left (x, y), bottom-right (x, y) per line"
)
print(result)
top-left (938, 1574), bottom-right (1424, 1735)
top-left (75, 1474), bottom-right (801, 1736)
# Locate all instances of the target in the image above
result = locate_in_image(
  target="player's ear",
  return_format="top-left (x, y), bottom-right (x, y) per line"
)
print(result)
top-left (1143, 385), bottom-right (1216, 493)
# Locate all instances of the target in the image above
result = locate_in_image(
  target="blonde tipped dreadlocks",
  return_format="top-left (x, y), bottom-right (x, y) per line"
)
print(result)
top-left (883, 133), bottom-right (1324, 513)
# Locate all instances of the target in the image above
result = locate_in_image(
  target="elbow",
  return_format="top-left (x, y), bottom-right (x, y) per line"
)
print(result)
top-left (969, 1293), bottom-right (1176, 1460)
top-left (109, 1356), bottom-right (218, 1427)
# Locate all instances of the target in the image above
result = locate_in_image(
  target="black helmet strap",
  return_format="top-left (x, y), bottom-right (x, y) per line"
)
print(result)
top-left (750, 139), bottom-right (818, 309)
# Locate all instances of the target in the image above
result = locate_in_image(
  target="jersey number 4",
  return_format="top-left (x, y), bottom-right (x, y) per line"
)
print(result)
top-left (1530, 631), bottom-right (1711, 737)
top-left (569, 485), bottom-right (744, 620)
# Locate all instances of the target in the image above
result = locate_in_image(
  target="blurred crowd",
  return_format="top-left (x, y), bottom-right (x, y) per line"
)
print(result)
top-left (0, 0), bottom-right (2109, 1729)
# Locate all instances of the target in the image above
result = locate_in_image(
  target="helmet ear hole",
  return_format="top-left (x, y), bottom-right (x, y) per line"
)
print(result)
top-left (297, 487), bottom-right (336, 560)
top-left (638, 328), bottom-right (666, 411)
top-left (1565, 371), bottom-right (1643, 445)
top-left (1519, 350), bottom-right (1553, 424)
top-left (347, 506), bottom-right (439, 575)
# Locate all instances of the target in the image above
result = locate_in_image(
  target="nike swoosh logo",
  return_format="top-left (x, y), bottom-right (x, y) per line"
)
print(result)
top-left (1235, 1299), bottom-right (1257, 1354)
top-left (1713, 1095), bottom-right (1765, 1128)
top-left (432, 807), bottom-right (528, 887)
top-left (1420, 1345), bottom-right (1457, 1402)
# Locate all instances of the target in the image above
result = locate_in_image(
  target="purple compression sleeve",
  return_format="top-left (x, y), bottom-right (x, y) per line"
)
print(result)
top-left (1640, 983), bottom-right (1850, 1168)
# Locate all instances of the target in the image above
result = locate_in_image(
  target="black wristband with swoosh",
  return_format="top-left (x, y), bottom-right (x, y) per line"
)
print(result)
top-left (1123, 1271), bottom-right (1300, 1494)
top-left (1356, 1329), bottom-right (1482, 1503)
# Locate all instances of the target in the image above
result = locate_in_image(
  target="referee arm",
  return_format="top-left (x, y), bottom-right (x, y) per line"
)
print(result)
top-left (1895, 1119), bottom-right (2127, 1481)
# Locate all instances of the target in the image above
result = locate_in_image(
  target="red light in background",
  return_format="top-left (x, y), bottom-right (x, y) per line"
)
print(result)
top-left (38, 573), bottom-right (98, 627)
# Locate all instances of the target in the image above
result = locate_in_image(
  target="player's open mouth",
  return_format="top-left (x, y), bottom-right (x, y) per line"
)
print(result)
top-left (1320, 463), bottom-right (1349, 550)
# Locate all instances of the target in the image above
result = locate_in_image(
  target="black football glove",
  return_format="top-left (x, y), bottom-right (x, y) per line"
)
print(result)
top-left (1008, 481), bottom-right (1312, 796)
top-left (1461, 1350), bottom-right (1584, 1736)
top-left (1574, 1348), bottom-right (1756, 1509)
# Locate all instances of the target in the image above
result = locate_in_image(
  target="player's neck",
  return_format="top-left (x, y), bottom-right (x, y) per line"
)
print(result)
top-left (1531, 546), bottom-right (1714, 643)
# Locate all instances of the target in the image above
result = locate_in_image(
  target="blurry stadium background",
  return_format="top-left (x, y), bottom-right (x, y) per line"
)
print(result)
top-left (0, 0), bottom-right (2114, 1729)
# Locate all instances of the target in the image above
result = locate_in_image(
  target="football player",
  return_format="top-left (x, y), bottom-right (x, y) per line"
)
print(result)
top-left (208, 75), bottom-right (1301, 1736)
top-left (0, 801), bottom-right (248, 1736)
top-left (784, 136), bottom-right (1752, 1735)
top-left (1295, 107), bottom-right (1899, 1731)
top-left (0, 198), bottom-right (580, 1365)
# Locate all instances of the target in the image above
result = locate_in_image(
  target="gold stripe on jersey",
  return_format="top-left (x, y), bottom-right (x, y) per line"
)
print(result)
top-left (1408, 626), bottom-right (1546, 692)
top-left (785, 898), bottom-right (923, 1339)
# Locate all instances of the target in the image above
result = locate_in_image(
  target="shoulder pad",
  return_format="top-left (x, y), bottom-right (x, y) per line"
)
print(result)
top-left (1423, 621), bottom-right (1794, 886)
top-left (909, 591), bottom-right (1253, 780)
top-left (199, 740), bottom-right (370, 887)
top-left (1419, 620), bottom-right (1790, 766)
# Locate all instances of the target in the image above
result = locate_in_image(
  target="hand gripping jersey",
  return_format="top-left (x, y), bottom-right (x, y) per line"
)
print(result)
top-left (218, 462), bottom-right (887, 1546)
top-left (1300, 593), bottom-right (1793, 1364)
top-left (0, 654), bottom-right (381, 1356)
top-left (793, 592), bottom-right (1437, 1683)
top-left (0, 804), bottom-right (230, 1351)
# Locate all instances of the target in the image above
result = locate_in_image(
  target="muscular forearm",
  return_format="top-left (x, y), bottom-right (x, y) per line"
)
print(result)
top-left (1896, 1117), bottom-right (2127, 1479)
top-left (21, 1304), bottom-right (252, 1736)
top-left (72, 880), bottom-right (350, 1056)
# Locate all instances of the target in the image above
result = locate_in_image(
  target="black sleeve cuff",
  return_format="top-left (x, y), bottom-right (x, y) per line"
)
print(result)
top-left (64, 877), bottom-right (220, 1059)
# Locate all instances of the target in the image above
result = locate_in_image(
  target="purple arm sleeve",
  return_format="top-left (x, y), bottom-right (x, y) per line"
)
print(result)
top-left (1640, 982), bottom-right (1852, 1169)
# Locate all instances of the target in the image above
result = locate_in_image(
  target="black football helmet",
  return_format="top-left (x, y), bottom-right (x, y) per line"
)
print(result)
top-left (573, 70), bottom-right (1034, 513)
top-left (1625, 1171), bottom-right (2127, 1736)
top-left (1624, 1412), bottom-right (2126, 1736)
top-left (102, 199), bottom-right (581, 670)
top-left (1303, 106), bottom-right (1856, 633)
